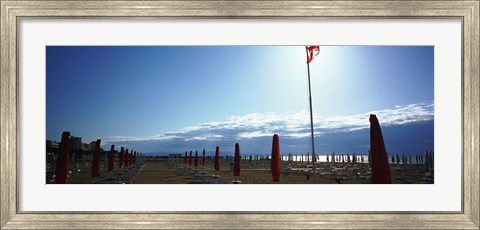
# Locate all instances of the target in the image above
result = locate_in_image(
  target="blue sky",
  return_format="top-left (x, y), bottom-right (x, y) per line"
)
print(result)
top-left (46, 46), bottom-right (434, 155)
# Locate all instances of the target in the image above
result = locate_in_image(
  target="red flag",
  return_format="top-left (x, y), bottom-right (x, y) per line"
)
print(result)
top-left (306, 46), bottom-right (320, 64)
top-left (234, 143), bottom-right (241, 177)
top-left (369, 114), bottom-right (392, 184)
top-left (271, 134), bottom-right (281, 182)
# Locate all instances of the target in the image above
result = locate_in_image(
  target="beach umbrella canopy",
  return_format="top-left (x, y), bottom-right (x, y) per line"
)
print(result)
top-left (108, 145), bottom-right (115, 172)
top-left (214, 146), bottom-right (220, 171)
top-left (234, 143), bottom-right (241, 177)
top-left (55, 131), bottom-right (71, 184)
top-left (194, 150), bottom-right (199, 167)
top-left (271, 134), bottom-right (281, 182)
top-left (202, 148), bottom-right (206, 166)
top-left (119, 147), bottom-right (124, 169)
top-left (369, 114), bottom-right (392, 184)
top-left (91, 139), bottom-right (101, 177)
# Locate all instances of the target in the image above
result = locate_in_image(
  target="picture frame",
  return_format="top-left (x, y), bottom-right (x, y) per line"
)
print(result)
top-left (1, 0), bottom-right (478, 229)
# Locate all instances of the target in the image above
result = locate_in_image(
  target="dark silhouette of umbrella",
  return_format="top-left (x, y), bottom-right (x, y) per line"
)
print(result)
top-left (189, 151), bottom-right (192, 165)
top-left (129, 150), bottom-right (134, 166)
top-left (108, 145), bottom-right (115, 172)
top-left (133, 151), bottom-right (136, 165)
top-left (91, 139), bottom-right (101, 178)
top-left (202, 148), bottom-right (206, 167)
top-left (55, 131), bottom-right (71, 184)
top-left (271, 134), bottom-right (281, 182)
top-left (234, 143), bottom-right (241, 177)
top-left (214, 146), bottom-right (220, 171)
top-left (184, 151), bottom-right (187, 165)
top-left (425, 150), bottom-right (430, 173)
top-left (119, 147), bottom-right (124, 169)
top-left (194, 150), bottom-right (199, 167)
top-left (369, 114), bottom-right (392, 184)
top-left (124, 149), bottom-right (129, 168)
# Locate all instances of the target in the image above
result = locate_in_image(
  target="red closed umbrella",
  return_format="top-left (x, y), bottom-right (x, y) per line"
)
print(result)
top-left (184, 151), bottom-right (187, 165)
top-left (133, 151), bottom-right (137, 165)
top-left (129, 150), bottom-right (134, 165)
top-left (369, 114), bottom-right (392, 184)
top-left (108, 145), bottom-right (115, 172)
top-left (91, 139), bottom-right (101, 178)
top-left (214, 146), bottom-right (220, 171)
top-left (271, 134), bottom-right (281, 182)
top-left (125, 149), bottom-right (129, 167)
top-left (194, 150), bottom-right (198, 167)
top-left (55, 131), bottom-right (71, 184)
top-left (234, 143), bottom-right (241, 177)
top-left (119, 147), bottom-right (124, 169)
top-left (188, 151), bottom-right (192, 165)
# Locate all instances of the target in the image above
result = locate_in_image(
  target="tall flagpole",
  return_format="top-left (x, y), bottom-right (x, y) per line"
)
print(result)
top-left (305, 47), bottom-right (316, 176)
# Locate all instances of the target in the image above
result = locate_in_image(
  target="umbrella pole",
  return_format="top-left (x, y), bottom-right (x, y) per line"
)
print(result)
top-left (306, 48), bottom-right (317, 178)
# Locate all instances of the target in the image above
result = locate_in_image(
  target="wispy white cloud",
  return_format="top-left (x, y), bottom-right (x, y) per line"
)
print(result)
top-left (103, 101), bottom-right (433, 146)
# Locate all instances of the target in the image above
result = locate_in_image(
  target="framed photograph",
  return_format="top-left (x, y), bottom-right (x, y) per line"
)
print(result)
top-left (1, 0), bottom-right (478, 229)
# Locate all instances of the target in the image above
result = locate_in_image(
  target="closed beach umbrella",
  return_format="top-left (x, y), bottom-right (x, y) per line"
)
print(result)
top-left (194, 150), bottom-right (198, 167)
top-left (234, 143), bottom-right (241, 177)
top-left (119, 147), bottom-right (124, 169)
top-left (369, 114), bottom-right (392, 184)
top-left (55, 131), bottom-right (71, 184)
top-left (214, 146), bottom-right (220, 171)
top-left (91, 139), bottom-right (101, 178)
top-left (425, 150), bottom-right (430, 173)
top-left (124, 149), bottom-right (129, 167)
top-left (133, 151), bottom-right (136, 165)
top-left (189, 151), bottom-right (192, 165)
top-left (202, 148), bottom-right (206, 167)
top-left (129, 150), bottom-right (134, 166)
top-left (108, 145), bottom-right (115, 172)
top-left (184, 151), bottom-right (187, 165)
top-left (271, 134), bottom-right (281, 182)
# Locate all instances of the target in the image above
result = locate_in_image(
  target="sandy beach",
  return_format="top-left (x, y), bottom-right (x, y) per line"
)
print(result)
top-left (48, 156), bottom-right (433, 184)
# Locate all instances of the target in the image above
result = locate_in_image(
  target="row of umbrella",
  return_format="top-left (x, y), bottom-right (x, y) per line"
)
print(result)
top-left (178, 135), bottom-right (282, 183)
top-left (176, 114), bottom-right (392, 183)
top-left (54, 131), bottom-right (145, 184)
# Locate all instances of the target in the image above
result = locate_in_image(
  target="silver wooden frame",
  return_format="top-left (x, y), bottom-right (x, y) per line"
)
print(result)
top-left (1, 1), bottom-right (478, 229)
